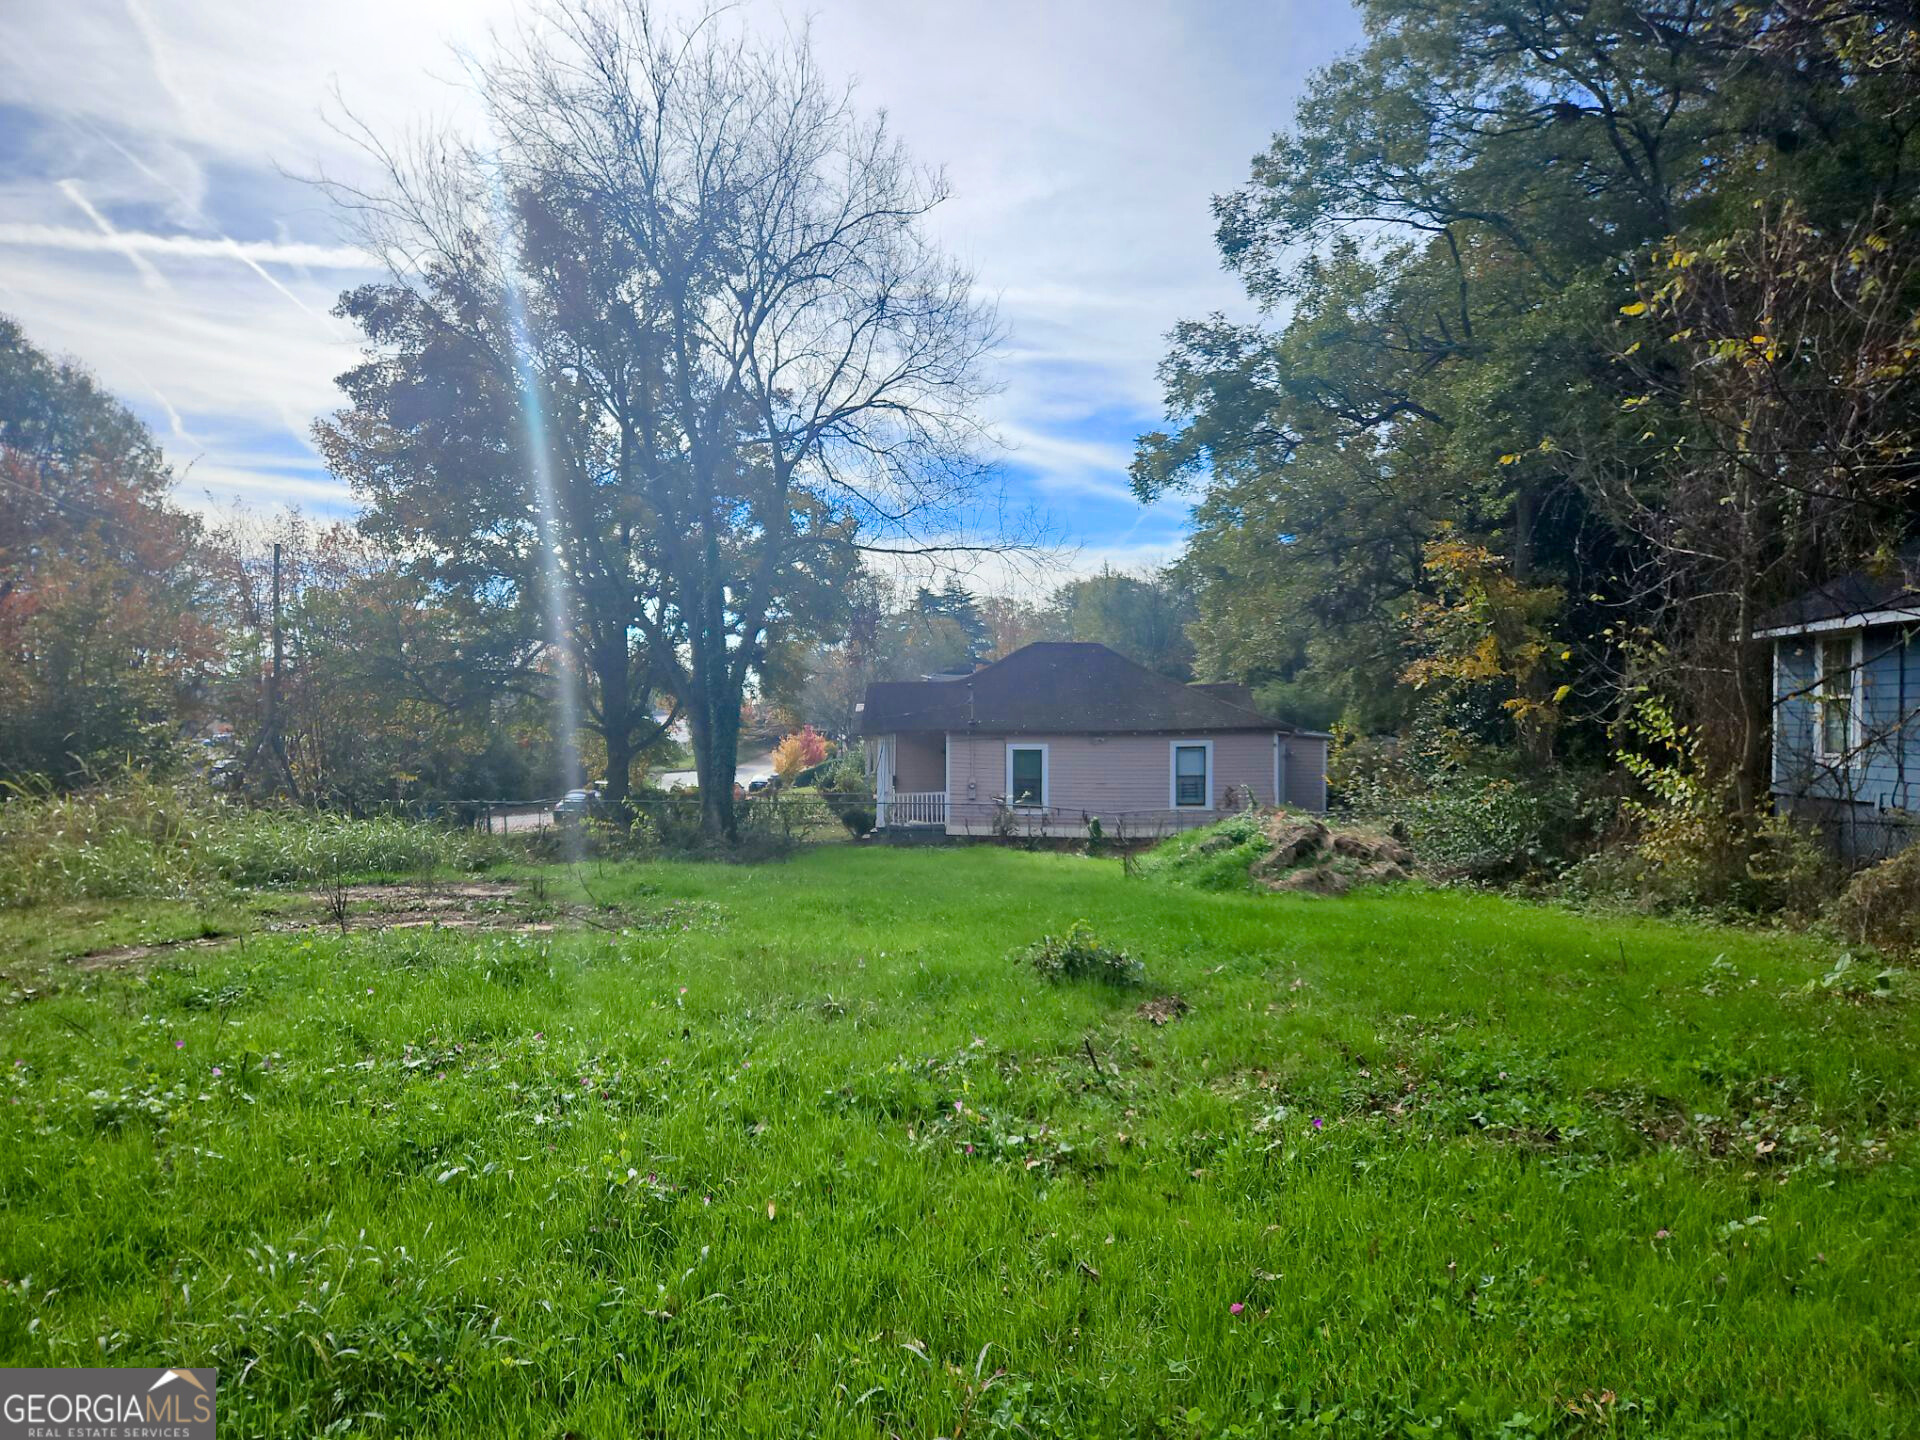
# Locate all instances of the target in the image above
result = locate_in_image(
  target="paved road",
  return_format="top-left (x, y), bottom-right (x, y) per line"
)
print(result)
top-left (481, 750), bottom-right (781, 831)
top-left (485, 803), bottom-right (556, 834)
top-left (652, 750), bottom-right (778, 791)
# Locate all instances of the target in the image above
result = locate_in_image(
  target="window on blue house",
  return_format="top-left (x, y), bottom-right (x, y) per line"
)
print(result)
top-left (1817, 634), bottom-right (1859, 763)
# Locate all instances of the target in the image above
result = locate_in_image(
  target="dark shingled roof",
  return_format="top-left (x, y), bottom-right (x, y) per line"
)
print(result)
top-left (1755, 543), bottom-right (1920, 634)
top-left (857, 642), bottom-right (1288, 736)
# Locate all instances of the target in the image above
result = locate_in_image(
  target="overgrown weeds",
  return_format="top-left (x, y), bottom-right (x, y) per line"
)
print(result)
top-left (0, 777), bottom-right (497, 906)
top-left (1013, 920), bottom-right (1146, 987)
top-left (1828, 845), bottom-right (1920, 957)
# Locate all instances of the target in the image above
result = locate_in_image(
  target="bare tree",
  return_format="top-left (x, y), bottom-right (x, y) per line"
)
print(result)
top-left (320, 1), bottom-right (1013, 838)
top-left (1575, 204), bottom-right (1920, 809)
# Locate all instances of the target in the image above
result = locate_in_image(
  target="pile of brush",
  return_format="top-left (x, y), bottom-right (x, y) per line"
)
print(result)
top-left (1244, 811), bottom-right (1413, 896)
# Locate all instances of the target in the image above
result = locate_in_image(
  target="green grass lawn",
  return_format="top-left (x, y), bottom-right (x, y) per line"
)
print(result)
top-left (1, 847), bottom-right (1915, 1437)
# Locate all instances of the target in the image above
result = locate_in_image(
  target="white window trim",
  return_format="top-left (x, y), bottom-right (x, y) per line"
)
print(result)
top-left (1169, 738), bottom-right (1215, 810)
top-left (1815, 630), bottom-right (1865, 767)
top-left (1005, 743), bottom-right (1049, 809)
top-left (1769, 645), bottom-right (1783, 794)
top-left (1754, 607), bottom-right (1920, 639)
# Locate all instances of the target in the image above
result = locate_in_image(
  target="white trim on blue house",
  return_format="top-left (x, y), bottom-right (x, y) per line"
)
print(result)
top-left (1754, 608), bottom-right (1920, 639)
top-left (1815, 630), bottom-right (1867, 769)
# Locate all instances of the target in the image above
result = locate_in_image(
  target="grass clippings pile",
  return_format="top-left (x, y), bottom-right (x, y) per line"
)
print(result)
top-left (1139, 806), bottom-right (1413, 895)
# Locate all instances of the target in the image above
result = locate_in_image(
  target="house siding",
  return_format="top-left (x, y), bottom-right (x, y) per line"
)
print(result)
top-left (942, 731), bottom-right (1293, 836)
top-left (1773, 622), bottom-right (1920, 861)
top-left (1284, 734), bottom-right (1330, 813)
top-left (887, 732), bottom-right (945, 793)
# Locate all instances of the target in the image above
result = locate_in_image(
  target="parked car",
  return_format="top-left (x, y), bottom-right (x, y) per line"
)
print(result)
top-left (553, 788), bottom-right (601, 822)
top-left (747, 777), bottom-right (770, 793)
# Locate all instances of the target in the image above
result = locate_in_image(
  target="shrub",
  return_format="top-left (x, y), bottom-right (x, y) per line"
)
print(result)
top-left (1013, 920), bottom-right (1146, 987)
top-left (1331, 715), bottom-right (1612, 883)
top-left (1559, 697), bottom-right (1837, 915)
top-left (771, 725), bottom-right (831, 779)
top-left (1829, 846), bottom-right (1920, 956)
top-left (816, 748), bottom-right (870, 794)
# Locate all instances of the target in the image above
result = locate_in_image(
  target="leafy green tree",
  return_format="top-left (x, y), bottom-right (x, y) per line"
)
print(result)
top-left (1136, 0), bottom-right (1920, 784)
top-left (212, 517), bottom-right (563, 808)
top-left (1040, 567), bottom-right (1196, 680)
top-left (317, 187), bottom-right (680, 806)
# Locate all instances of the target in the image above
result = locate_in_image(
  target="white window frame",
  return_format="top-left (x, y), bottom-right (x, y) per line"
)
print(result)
top-left (1815, 630), bottom-right (1865, 768)
top-left (1005, 743), bottom-right (1049, 809)
top-left (1168, 738), bottom-right (1215, 810)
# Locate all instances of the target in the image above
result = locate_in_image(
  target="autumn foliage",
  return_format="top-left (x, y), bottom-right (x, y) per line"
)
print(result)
top-left (771, 725), bottom-right (830, 779)
top-left (0, 322), bottom-right (221, 784)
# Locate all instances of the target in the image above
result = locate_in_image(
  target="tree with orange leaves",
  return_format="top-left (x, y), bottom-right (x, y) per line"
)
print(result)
top-left (0, 317), bottom-right (221, 785)
top-left (771, 725), bottom-right (831, 780)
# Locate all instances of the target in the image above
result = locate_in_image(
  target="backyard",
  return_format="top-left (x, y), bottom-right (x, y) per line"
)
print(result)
top-left (1, 844), bottom-right (1915, 1437)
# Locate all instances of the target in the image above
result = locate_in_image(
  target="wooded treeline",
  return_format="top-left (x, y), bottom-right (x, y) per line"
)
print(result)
top-left (1139, 0), bottom-right (1920, 814)
top-left (0, 305), bottom-right (1191, 809)
top-left (10, 0), bottom-right (1920, 887)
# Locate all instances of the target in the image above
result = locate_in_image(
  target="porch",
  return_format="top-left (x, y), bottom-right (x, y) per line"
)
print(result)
top-left (878, 790), bottom-right (947, 828)
top-left (871, 730), bottom-right (948, 830)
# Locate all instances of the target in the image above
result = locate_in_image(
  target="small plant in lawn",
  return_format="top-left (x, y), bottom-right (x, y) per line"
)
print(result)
top-left (834, 801), bottom-right (875, 838)
top-left (1014, 919), bottom-right (1146, 986)
top-left (319, 853), bottom-right (352, 935)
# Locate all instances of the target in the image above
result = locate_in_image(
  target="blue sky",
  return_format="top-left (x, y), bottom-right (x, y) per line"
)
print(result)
top-left (0, 0), bottom-right (1363, 585)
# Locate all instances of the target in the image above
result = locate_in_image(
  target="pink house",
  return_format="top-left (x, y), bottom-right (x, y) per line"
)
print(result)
top-left (857, 642), bottom-right (1329, 836)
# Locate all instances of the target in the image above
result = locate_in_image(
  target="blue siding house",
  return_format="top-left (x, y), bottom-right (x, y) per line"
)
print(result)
top-left (1760, 547), bottom-right (1920, 861)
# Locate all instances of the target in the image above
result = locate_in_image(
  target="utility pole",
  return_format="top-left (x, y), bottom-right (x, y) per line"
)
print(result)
top-left (241, 542), bottom-right (301, 800)
top-left (266, 541), bottom-right (282, 747)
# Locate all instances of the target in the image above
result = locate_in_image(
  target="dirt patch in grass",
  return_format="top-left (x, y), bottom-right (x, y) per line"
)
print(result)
top-left (1137, 994), bottom-right (1190, 1026)
top-left (71, 935), bottom-right (243, 971)
top-left (300, 881), bottom-right (522, 908)
top-left (68, 882), bottom-right (554, 968)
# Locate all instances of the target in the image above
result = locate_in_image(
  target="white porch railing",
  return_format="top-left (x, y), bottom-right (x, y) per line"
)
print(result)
top-left (881, 790), bottom-right (946, 827)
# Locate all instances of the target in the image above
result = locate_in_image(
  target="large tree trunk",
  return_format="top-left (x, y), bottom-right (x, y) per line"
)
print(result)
top-left (603, 720), bottom-right (634, 808)
top-left (688, 686), bottom-right (740, 841)
top-left (596, 634), bottom-right (633, 806)
top-left (686, 593), bottom-right (742, 841)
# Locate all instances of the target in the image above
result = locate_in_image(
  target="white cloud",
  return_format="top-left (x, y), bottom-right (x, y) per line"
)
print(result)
top-left (0, 224), bottom-right (372, 269)
top-left (992, 422), bottom-right (1139, 502)
top-left (0, 0), bottom-right (1363, 544)
top-left (174, 464), bottom-right (355, 511)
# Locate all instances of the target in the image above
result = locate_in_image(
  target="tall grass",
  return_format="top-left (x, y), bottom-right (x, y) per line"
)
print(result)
top-left (0, 778), bottom-right (497, 906)
top-left (1133, 810), bottom-right (1274, 889)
